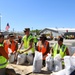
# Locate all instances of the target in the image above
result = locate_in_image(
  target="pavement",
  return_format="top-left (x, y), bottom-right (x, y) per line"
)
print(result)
top-left (6, 39), bottom-right (75, 75)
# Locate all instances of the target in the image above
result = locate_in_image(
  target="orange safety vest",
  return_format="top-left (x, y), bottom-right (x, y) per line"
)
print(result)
top-left (4, 40), bottom-right (17, 54)
top-left (37, 40), bottom-right (49, 60)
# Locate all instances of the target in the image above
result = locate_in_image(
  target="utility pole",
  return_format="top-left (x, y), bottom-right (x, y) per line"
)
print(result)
top-left (13, 28), bottom-right (14, 33)
top-left (0, 13), bottom-right (1, 32)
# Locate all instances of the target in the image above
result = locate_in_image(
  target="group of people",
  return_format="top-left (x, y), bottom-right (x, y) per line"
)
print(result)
top-left (0, 28), bottom-right (37, 75)
top-left (0, 27), bottom-right (75, 75)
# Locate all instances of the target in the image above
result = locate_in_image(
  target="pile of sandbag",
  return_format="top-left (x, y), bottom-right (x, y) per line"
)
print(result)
top-left (17, 49), bottom-right (33, 65)
top-left (51, 56), bottom-right (75, 75)
top-left (46, 54), bottom-right (62, 72)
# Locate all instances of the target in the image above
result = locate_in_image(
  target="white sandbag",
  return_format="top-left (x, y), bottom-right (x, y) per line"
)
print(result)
top-left (8, 48), bottom-right (12, 54)
top-left (53, 56), bottom-right (75, 75)
top-left (70, 56), bottom-right (75, 72)
top-left (54, 54), bottom-right (61, 60)
top-left (65, 68), bottom-right (72, 75)
top-left (54, 59), bottom-right (62, 72)
top-left (64, 56), bottom-right (74, 75)
top-left (8, 53), bottom-right (15, 63)
top-left (46, 53), bottom-right (53, 71)
top-left (27, 53), bottom-right (33, 65)
top-left (17, 53), bottom-right (26, 65)
top-left (53, 54), bottom-right (62, 72)
top-left (71, 56), bottom-right (75, 68)
top-left (70, 47), bottom-right (75, 55)
top-left (64, 56), bottom-right (71, 69)
top-left (33, 51), bottom-right (42, 73)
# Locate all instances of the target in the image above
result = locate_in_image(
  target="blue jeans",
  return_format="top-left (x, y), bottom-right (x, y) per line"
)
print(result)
top-left (70, 70), bottom-right (75, 75)
top-left (0, 68), bottom-right (6, 75)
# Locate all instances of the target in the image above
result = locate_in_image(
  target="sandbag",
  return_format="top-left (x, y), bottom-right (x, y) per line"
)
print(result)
top-left (33, 51), bottom-right (42, 73)
top-left (46, 53), bottom-right (53, 71)
top-left (17, 53), bottom-right (26, 65)
top-left (71, 56), bottom-right (75, 69)
top-left (8, 54), bottom-right (15, 63)
top-left (8, 48), bottom-right (12, 54)
top-left (27, 53), bottom-right (33, 65)
top-left (53, 54), bottom-right (62, 72)
top-left (53, 59), bottom-right (62, 72)
top-left (64, 56), bottom-right (75, 75)
top-left (64, 56), bottom-right (71, 69)
top-left (69, 56), bottom-right (75, 74)
top-left (53, 56), bottom-right (75, 75)
top-left (70, 47), bottom-right (75, 55)
top-left (8, 48), bottom-right (15, 63)
top-left (54, 54), bottom-right (61, 60)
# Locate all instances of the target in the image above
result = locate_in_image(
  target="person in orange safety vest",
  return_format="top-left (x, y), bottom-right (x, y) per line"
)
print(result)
top-left (4, 33), bottom-right (18, 62)
top-left (36, 34), bottom-right (50, 66)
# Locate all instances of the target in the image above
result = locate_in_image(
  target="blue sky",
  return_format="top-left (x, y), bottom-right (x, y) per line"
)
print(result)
top-left (0, 0), bottom-right (75, 32)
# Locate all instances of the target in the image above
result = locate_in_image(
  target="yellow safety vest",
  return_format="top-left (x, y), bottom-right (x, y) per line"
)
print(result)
top-left (53, 44), bottom-right (67, 58)
top-left (0, 44), bottom-right (8, 69)
top-left (22, 35), bottom-right (35, 53)
top-left (34, 36), bottom-right (38, 43)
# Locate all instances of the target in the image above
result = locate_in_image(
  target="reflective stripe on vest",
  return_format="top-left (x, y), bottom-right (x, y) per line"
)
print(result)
top-left (34, 36), bottom-right (38, 43)
top-left (0, 44), bottom-right (3, 46)
top-left (23, 35), bottom-right (35, 53)
top-left (53, 44), bottom-right (67, 58)
top-left (0, 60), bottom-right (8, 66)
top-left (0, 44), bottom-right (8, 68)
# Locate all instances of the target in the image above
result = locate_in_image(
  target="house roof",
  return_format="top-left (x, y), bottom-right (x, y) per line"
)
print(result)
top-left (39, 28), bottom-right (58, 34)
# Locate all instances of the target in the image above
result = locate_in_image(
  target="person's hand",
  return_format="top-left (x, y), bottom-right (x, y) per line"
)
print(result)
top-left (43, 55), bottom-right (47, 59)
top-left (10, 52), bottom-right (13, 55)
top-left (20, 50), bottom-right (25, 53)
top-left (13, 51), bottom-right (16, 54)
top-left (17, 50), bottom-right (25, 54)
top-left (72, 53), bottom-right (75, 56)
top-left (61, 58), bottom-right (64, 60)
top-left (17, 49), bottom-right (20, 53)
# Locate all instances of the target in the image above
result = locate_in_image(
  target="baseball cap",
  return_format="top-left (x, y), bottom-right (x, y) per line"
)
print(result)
top-left (24, 28), bottom-right (30, 32)
top-left (9, 33), bottom-right (14, 37)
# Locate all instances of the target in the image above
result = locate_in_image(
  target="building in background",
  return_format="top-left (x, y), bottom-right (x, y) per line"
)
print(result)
top-left (39, 28), bottom-right (75, 40)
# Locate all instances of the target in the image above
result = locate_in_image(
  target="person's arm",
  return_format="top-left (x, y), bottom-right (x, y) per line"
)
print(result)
top-left (0, 47), bottom-right (8, 59)
top-left (49, 47), bottom-right (53, 56)
top-left (18, 40), bottom-right (24, 50)
top-left (66, 47), bottom-right (70, 55)
top-left (13, 42), bottom-right (18, 54)
top-left (43, 42), bottom-right (50, 55)
top-left (35, 42), bottom-right (39, 51)
top-left (72, 53), bottom-right (75, 56)
top-left (15, 42), bottom-right (18, 51)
